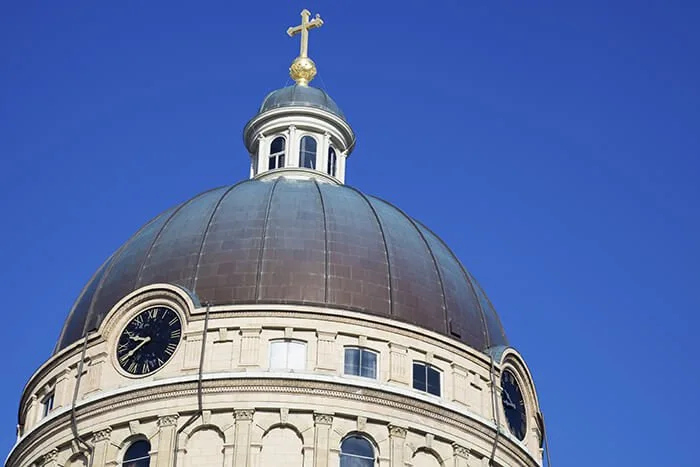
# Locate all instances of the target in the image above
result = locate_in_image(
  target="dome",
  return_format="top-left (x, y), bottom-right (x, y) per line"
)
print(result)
top-left (259, 85), bottom-right (345, 119)
top-left (56, 178), bottom-right (507, 353)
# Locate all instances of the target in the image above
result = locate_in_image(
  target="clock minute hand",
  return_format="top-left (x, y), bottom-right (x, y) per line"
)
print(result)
top-left (126, 336), bottom-right (151, 358)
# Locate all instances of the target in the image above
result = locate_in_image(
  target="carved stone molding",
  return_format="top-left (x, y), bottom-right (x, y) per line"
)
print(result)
top-left (235, 409), bottom-right (255, 421)
top-left (42, 448), bottom-right (58, 464)
top-left (92, 428), bottom-right (112, 443)
top-left (452, 443), bottom-right (470, 458)
top-left (313, 413), bottom-right (333, 425)
top-left (388, 425), bottom-right (407, 438)
top-left (157, 414), bottom-right (179, 427)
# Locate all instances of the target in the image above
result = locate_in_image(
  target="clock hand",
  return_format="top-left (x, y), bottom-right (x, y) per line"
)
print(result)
top-left (125, 336), bottom-right (151, 358)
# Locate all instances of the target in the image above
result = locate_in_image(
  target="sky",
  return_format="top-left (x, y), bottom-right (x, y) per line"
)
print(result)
top-left (1, 1), bottom-right (699, 465)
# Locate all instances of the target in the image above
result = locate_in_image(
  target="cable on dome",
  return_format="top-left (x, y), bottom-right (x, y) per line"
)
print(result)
top-left (487, 354), bottom-right (501, 466)
top-left (70, 332), bottom-right (95, 467)
top-left (542, 412), bottom-right (553, 467)
top-left (173, 302), bottom-right (210, 467)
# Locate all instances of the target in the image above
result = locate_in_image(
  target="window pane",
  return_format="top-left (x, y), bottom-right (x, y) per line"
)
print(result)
top-left (269, 342), bottom-right (286, 369)
top-left (344, 348), bottom-right (361, 375)
top-left (339, 455), bottom-right (373, 467)
top-left (300, 136), bottom-right (317, 169)
top-left (341, 436), bottom-right (374, 457)
top-left (360, 350), bottom-right (377, 379)
top-left (271, 136), bottom-right (285, 154)
top-left (124, 440), bottom-right (150, 465)
top-left (427, 366), bottom-right (441, 396)
top-left (327, 147), bottom-right (336, 176)
top-left (278, 154), bottom-right (285, 168)
top-left (287, 341), bottom-right (306, 370)
top-left (413, 362), bottom-right (427, 391)
top-left (268, 156), bottom-right (276, 170)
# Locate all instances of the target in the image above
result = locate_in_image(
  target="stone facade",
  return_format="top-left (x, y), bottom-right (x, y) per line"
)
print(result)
top-left (7, 284), bottom-right (543, 467)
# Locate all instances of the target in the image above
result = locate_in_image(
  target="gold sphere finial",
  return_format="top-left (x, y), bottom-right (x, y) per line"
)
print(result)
top-left (289, 56), bottom-right (317, 86)
top-left (287, 9), bottom-right (323, 86)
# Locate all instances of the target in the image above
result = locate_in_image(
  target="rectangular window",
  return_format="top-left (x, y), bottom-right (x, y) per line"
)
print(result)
top-left (269, 340), bottom-right (306, 370)
top-left (344, 347), bottom-right (378, 379)
top-left (41, 392), bottom-right (55, 418)
top-left (412, 362), bottom-right (441, 396)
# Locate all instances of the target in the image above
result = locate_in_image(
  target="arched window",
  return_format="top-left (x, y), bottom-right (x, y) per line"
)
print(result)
top-left (340, 435), bottom-right (374, 467)
top-left (123, 440), bottom-right (150, 467)
top-left (269, 136), bottom-right (286, 170)
top-left (300, 136), bottom-right (317, 169)
top-left (344, 347), bottom-right (377, 379)
top-left (327, 146), bottom-right (337, 176)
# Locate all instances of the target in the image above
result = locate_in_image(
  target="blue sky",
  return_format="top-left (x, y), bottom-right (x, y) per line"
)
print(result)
top-left (1, 1), bottom-right (699, 465)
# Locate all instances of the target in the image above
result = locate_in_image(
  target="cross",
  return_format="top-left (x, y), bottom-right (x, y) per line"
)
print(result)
top-left (287, 9), bottom-right (323, 58)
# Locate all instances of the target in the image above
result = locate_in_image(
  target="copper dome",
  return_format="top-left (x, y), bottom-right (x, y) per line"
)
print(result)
top-left (56, 178), bottom-right (507, 353)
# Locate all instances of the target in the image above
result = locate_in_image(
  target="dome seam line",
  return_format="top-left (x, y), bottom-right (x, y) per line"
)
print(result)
top-left (255, 177), bottom-right (283, 301)
top-left (346, 187), bottom-right (394, 317)
top-left (192, 181), bottom-right (252, 295)
top-left (415, 220), bottom-right (492, 349)
top-left (311, 179), bottom-right (330, 304)
top-left (134, 186), bottom-right (224, 289)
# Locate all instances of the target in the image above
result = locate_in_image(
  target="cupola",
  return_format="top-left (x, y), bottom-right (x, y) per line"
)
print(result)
top-left (242, 9), bottom-right (355, 184)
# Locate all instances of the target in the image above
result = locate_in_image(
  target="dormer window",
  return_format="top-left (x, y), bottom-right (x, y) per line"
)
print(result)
top-left (327, 146), bottom-right (337, 177)
top-left (268, 136), bottom-right (286, 170)
top-left (300, 135), bottom-right (317, 169)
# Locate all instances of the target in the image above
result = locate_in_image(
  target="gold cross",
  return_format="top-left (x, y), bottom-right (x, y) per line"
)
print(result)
top-left (287, 9), bottom-right (323, 58)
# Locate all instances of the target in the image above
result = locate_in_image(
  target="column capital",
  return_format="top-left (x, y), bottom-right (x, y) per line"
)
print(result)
top-left (235, 409), bottom-right (255, 421)
top-left (42, 448), bottom-right (58, 465)
top-left (388, 424), bottom-right (407, 438)
top-left (92, 427), bottom-right (112, 443)
top-left (157, 414), bottom-right (179, 428)
top-left (452, 443), bottom-right (470, 458)
top-left (313, 413), bottom-right (334, 425)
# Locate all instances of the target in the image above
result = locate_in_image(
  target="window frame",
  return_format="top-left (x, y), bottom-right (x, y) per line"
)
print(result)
top-left (327, 146), bottom-right (337, 176)
top-left (122, 439), bottom-right (151, 467)
top-left (412, 361), bottom-right (442, 397)
top-left (269, 339), bottom-right (307, 371)
top-left (299, 135), bottom-right (317, 169)
top-left (339, 434), bottom-right (376, 467)
top-left (40, 391), bottom-right (54, 419)
top-left (343, 346), bottom-right (379, 380)
top-left (268, 135), bottom-right (286, 170)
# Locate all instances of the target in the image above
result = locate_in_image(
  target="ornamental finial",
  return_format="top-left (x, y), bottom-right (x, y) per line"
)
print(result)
top-left (287, 9), bottom-right (323, 86)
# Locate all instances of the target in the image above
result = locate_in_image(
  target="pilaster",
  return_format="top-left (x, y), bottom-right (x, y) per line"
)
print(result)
top-left (452, 443), bottom-right (470, 467)
top-left (313, 413), bottom-right (333, 467)
top-left (156, 415), bottom-right (179, 467)
top-left (388, 343), bottom-right (409, 385)
top-left (91, 428), bottom-right (112, 467)
top-left (84, 352), bottom-right (108, 394)
top-left (239, 328), bottom-right (262, 366)
top-left (387, 425), bottom-right (407, 467)
top-left (41, 448), bottom-right (58, 467)
top-left (233, 409), bottom-right (255, 466)
top-left (315, 331), bottom-right (337, 371)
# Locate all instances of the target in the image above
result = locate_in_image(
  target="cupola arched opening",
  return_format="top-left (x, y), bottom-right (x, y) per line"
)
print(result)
top-left (300, 135), bottom-right (317, 169)
top-left (122, 439), bottom-right (150, 467)
top-left (327, 146), bottom-right (337, 177)
top-left (340, 435), bottom-right (375, 467)
top-left (269, 136), bottom-right (286, 170)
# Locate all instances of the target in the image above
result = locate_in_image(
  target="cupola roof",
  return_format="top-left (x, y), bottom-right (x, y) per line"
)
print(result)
top-left (259, 84), bottom-right (345, 120)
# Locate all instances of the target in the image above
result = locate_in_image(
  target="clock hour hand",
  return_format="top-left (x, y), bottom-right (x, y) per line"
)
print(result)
top-left (125, 336), bottom-right (151, 358)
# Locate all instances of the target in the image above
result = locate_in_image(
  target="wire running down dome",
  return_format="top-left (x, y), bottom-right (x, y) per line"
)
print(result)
top-left (56, 178), bottom-right (507, 354)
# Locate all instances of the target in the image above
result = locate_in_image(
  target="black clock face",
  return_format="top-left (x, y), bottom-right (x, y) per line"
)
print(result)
top-left (116, 306), bottom-right (182, 375)
top-left (501, 369), bottom-right (527, 440)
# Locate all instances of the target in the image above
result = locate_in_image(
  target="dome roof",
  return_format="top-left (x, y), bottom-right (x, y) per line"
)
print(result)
top-left (56, 178), bottom-right (507, 353)
top-left (259, 85), bottom-right (345, 119)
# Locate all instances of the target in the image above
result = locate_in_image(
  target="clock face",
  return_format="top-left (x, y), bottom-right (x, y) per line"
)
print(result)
top-left (501, 369), bottom-right (527, 440)
top-left (116, 306), bottom-right (182, 375)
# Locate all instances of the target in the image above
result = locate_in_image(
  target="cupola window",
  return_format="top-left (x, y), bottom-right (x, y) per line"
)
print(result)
top-left (269, 339), bottom-right (306, 370)
top-left (327, 146), bottom-right (337, 176)
top-left (412, 362), bottom-right (441, 396)
top-left (300, 135), bottom-right (317, 169)
top-left (123, 440), bottom-right (151, 467)
top-left (340, 435), bottom-right (375, 467)
top-left (344, 347), bottom-right (377, 379)
top-left (268, 136), bottom-right (286, 170)
top-left (40, 391), bottom-right (54, 419)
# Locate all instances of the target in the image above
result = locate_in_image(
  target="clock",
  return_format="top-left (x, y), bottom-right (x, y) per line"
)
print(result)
top-left (116, 306), bottom-right (182, 375)
top-left (501, 369), bottom-right (527, 440)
